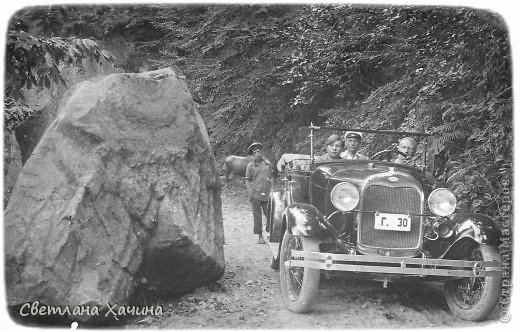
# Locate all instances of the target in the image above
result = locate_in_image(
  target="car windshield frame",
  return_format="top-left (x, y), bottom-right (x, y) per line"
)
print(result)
top-left (306, 124), bottom-right (433, 176)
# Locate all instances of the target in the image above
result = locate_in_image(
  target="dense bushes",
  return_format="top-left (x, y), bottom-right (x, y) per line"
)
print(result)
top-left (4, 4), bottom-right (512, 223)
top-left (275, 5), bottom-right (512, 220)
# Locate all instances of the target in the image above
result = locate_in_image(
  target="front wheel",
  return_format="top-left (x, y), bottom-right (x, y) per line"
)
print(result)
top-left (279, 229), bottom-right (320, 313)
top-left (444, 244), bottom-right (501, 321)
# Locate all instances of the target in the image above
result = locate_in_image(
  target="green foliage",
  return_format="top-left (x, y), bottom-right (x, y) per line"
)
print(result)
top-left (278, 5), bottom-right (512, 221)
top-left (4, 9), bottom-right (114, 132)
top-left (5, 5), bottom-right (511, 223)
top-left (5, 31), bottom-right (113, 99)
top-left (3, 98), bottom-right (37, 133)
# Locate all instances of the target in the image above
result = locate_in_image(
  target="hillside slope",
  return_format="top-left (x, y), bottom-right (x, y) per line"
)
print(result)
top-left (6, 4), bottom-right (512, 220)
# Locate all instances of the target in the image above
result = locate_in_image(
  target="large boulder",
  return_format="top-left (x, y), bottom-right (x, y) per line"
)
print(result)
top-left (4, 68), bottom-right (224, 320)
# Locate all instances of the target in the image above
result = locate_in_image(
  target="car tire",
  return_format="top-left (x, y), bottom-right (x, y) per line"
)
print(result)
top-left (444, 243), bottom-right (502, 321)
top-left (279, 229), bottom-right (320, 313)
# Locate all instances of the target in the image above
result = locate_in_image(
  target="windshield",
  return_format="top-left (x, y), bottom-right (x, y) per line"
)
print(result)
top-left (295, 126), bottom-right (434, 172)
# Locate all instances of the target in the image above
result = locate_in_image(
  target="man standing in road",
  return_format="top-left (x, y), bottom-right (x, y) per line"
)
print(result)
top-left (340, 131), bottom-right (369, 160)
top-left (245, 142), bottom-right (273, 244)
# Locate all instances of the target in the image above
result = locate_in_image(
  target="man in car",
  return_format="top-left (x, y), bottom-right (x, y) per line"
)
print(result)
top-left (394, 137), bottom-right (418, 166)
top-left (340, 131), bottom-right (369, 160)
top-left (245, 142), bottom-right (273, 244)
top-left (394, 137), bottom-right (436, 183)
top-left (315, 134), bottom-right (344, 161)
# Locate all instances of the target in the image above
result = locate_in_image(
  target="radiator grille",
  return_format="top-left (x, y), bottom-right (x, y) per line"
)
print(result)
top-left (359, 185), bottom-right (422, 249)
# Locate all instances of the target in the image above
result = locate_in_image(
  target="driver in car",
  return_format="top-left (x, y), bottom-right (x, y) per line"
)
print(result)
top-left (340, 131), bottom-right (368, 160)
top-left (394, 137), bottom-right (418, 166)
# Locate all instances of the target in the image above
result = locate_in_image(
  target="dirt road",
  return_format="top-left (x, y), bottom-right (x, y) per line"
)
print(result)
top-left (128, 180), bottom-right (501, 329)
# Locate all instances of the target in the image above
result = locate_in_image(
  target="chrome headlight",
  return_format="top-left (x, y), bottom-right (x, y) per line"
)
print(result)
top-left (428, 188), bottom-right (457, 216)
top-left (331, 182), bottom-right (359, 212)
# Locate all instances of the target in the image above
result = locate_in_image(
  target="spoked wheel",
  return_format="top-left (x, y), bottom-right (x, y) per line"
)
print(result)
top-left (279, 229), bottom-right (320, 313)
top-left (444, 244), bottom-right (501, 321)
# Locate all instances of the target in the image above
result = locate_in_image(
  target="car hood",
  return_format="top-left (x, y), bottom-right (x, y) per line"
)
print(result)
top-left (312, 161), bottom-right (424, 189)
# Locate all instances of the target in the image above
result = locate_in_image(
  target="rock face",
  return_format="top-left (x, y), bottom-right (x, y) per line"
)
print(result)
top-left (4, 68), bottom-right (224, 318)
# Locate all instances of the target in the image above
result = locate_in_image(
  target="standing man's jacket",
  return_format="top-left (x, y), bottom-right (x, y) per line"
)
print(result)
top-left (245, 158), bottom-right (273, 201)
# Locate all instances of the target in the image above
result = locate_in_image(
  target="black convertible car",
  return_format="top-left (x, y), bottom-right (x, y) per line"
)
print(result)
top-left (267, 125), bottom-right (501, 321)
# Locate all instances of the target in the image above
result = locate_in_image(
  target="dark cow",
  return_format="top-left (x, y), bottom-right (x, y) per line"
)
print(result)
top-left (221, 150), bottom-right (277, 187)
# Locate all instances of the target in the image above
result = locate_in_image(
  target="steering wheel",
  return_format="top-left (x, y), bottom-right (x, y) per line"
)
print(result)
top-left (371, 149), bottom-right (408, 162)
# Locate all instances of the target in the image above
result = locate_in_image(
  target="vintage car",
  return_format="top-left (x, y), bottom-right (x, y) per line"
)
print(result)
top-left (266, 124), bottom-right (502, 322)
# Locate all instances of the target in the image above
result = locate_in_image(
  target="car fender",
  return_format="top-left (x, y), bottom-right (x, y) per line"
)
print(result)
top-left (283, 203), bottom-right (327, 238)
top-left (439, 213), bottom-right (500, 259)
top-left (267, 189), bottom-right (287, 243)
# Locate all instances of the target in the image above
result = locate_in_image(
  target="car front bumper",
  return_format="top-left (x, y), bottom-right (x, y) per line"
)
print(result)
top-left (287, 250), bottom-right (501, 278)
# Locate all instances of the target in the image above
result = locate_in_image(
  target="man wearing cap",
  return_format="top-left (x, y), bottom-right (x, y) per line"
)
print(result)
top-left (394, 137), bottom-right (417, 166)
top-left (315, 134), bottom-right (344, 161)
top-left (394, 137), bottom-right (435, 183)
top-left (340, 131), bottom-right (369, 160)
top-left (245, 142), bottom-right (273, 244)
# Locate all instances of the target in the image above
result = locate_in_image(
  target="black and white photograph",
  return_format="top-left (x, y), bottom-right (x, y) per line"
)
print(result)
top-left (2, 0), bottom-right (514, 329)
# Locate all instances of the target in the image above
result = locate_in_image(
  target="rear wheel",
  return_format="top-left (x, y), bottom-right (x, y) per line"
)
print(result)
top-left (444, 244), bottom-right (501, 321)
top-left (279, 229), bottom-right (320, 313)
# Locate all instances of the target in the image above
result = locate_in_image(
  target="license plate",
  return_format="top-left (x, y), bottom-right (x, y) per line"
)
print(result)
top-left (374, 213), bottom-right (411, 232)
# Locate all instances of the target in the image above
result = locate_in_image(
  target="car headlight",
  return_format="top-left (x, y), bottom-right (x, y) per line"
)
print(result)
top-left (428, 188), bottom-right (457, 216)
top-left (331, 182), bottom-right (359, 212)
